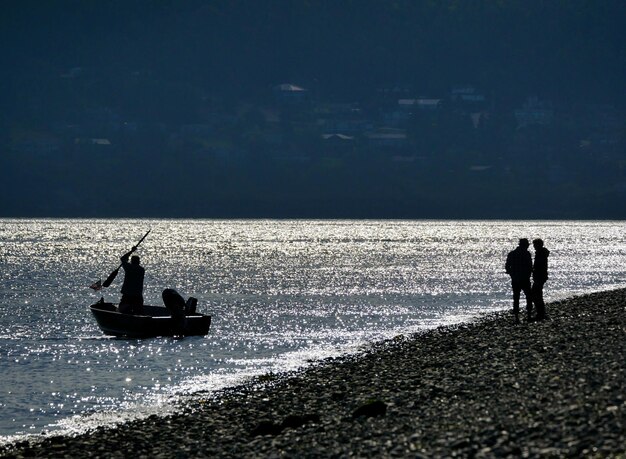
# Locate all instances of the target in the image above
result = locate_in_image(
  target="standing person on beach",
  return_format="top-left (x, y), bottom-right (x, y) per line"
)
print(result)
top-left (532, 238), bottom-right (550, 321)
top-left (119, 246), bottom-right (145, 314)
top-left (505, 238), bottom-right (533, 323)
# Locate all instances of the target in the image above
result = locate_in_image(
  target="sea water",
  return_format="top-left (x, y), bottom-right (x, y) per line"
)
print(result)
top-left (1, 219), bottom-right (625, 443)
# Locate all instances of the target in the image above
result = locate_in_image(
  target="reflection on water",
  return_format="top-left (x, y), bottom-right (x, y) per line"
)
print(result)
top-left (0, 219), bottom-right (625, 443)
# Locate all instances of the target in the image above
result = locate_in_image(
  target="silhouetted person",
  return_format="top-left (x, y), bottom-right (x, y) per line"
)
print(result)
top-left (505, 238), bottom-right (533, 323)
top-left (532, 238), bottom-right (550, 321)
top-left (119, 246), bottom-right (145, 314)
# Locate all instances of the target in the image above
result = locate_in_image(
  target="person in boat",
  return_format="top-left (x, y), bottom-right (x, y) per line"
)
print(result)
top-left (505, 238), bottom-right (533, 323)
top-left (532, 238), bottom-right (550, 321)
top-left (118, 246), bottom-right (145, 314)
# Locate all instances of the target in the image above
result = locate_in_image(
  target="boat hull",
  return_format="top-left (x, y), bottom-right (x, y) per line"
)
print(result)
top-left (90, 302), bottom-right (211, 338)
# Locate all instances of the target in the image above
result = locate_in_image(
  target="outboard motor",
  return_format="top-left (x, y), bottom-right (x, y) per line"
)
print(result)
top-left (162, 288), bottom-right (186, 335)
top-left (185, 297), bottom-right (198, 314)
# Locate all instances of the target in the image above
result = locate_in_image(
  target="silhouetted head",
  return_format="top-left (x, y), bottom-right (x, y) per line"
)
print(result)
top-left (131, 255), bottom-right (140, 265)
top-left (518, 238), bottom-right (530, 248)
top-left (533, 238), bottom-right (544, 249)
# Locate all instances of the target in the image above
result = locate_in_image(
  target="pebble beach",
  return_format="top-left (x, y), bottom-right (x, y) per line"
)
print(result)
top-left (2, 288), bottom-right (625, 458)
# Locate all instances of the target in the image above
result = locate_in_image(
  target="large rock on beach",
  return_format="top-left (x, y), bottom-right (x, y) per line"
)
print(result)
top-left (352, 400), bottom-right (387, 418)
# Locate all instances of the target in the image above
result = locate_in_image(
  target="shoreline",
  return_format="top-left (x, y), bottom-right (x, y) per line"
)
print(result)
top-left (2, 288), bottom-right (625, 458)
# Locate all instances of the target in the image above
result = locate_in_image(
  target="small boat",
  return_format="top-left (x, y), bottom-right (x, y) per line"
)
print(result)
top-left (90, 302), bottom-right (211, 338)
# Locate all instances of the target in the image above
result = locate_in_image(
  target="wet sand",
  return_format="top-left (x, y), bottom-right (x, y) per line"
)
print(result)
top-left (3, 288), bottom-right (625, 458)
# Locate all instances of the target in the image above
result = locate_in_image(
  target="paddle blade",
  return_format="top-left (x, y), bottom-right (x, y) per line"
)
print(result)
top-left (102, 267), bottom-right (120, 288)
top-left (89, 280), bottom-right (103, 291)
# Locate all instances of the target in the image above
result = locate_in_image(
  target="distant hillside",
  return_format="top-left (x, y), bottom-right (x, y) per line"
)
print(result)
top-left (2, 0), bottom-right (625, 105)
top-left (1, 1), bottom-right (625, 218)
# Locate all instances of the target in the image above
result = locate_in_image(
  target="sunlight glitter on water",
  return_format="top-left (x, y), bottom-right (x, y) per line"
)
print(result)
top-left (0, 219), bottom-right (625, 443)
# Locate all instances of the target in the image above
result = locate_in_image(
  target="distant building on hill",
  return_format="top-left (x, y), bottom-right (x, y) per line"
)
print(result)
top-left (11, 135), bottom-right (61, 156)
top-left (74, 138), bottom-right (112, 147)
top-left (316, 103), bottom-right (372, 134)
top-left (398, 98), bottom-right (442, 111)
top-left (365, 128), bottom-right (408, 149)
top-left (385, 98), bottom-right (444, 126)
top-left (321, 133), bottom-right (355, 156)
top-left (451, 86), bottom-right (486, 103)
top-left (273, 83), bottom-right (308, 104)
top-left (450, 86), bottom-right (487, 113)
top-left (514, 96), bottom-right (554, 129)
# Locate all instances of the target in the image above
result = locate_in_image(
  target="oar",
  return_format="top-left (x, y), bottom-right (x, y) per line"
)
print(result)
top-left (101, 229), bottom-right (151, 288)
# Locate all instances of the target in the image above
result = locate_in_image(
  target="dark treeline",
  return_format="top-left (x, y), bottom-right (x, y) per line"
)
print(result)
top-left (1, 1), bottom-right (625, 218)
